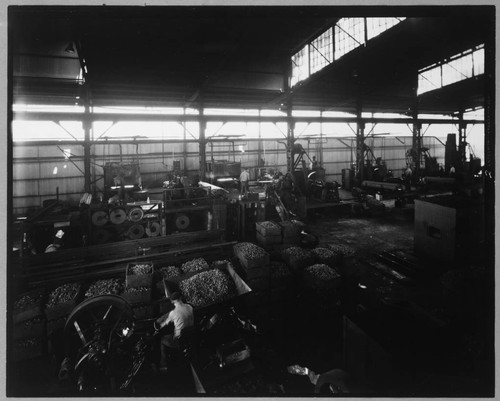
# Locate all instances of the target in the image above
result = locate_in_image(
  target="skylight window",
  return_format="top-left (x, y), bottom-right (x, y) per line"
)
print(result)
top-left (310, 28), bottom-right (333, 75)
top-left (473, 47), bottom-right (485, 75)
top-left (442, 53), bottom-right (473, 86)
top-left (418, 45), bottom-right (484, 95)
top-left (334, 18), bottom-right (365, 60)
top-left (291, 45), bottom-right (310, 87)
top-left (290, 17), bottom-right (405, 86)
top-left (366, 17), bottom-right (405, 40)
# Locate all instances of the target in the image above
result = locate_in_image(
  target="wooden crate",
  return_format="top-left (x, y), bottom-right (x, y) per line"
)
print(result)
top-left (246, 276), bottom-right (270, 292)
top-left (163, 263), bottom-right (252, 311)
top-left (282, 250), bottom-right (314, 272)
top-left (279, 221), bottom-right (301, 238)
top-left (256, 232), bottom-right (282, 247)
top-left (269, 287), bottom-right (292, 304)
top-left (13, 317), bottom-right (46, 340)
top-left (44, 284), bottom-right (82, 321)
top-left (45, 301), bottom-right (75, 321)
top-left (46, 316), bottom-right (67, 335)
top-left (126, 262), bottom-right (154, 288)
top-left (13, 289), bottom-right (45, 324)
top-left (132, 305), bottom-right (155, 320)
top-left (233, 243), bottom-right (270, 270)
top-left (312, 248), bottom-right (342, 268)
top-left (235, 252), bottom-right (270, 270)
top-left (255, 221), bottom-right (282, 237)
top-left (122, 288), bottom-right (152, 305)
top-left (13, 337), bottom-right (46, 362)
top-left (243, 290), bottom-right (269, 308)
top-left (303, 271), bottom-right (342, 292)
top-left (13, 303), bottom-right (43, 325)
top-left (240, 264), bottom-right (270, 280)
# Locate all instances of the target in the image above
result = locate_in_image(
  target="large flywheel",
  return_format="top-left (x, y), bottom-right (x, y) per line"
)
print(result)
top-left (63, 295), bottom-right (135, 392)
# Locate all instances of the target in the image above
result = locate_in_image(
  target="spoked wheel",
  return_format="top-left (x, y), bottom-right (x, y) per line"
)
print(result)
top-left (63, 295), bottom-right (135, 393)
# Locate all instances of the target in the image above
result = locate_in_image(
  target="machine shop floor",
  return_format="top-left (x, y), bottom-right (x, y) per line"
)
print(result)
top-left (9, 208), bottom-right (426, 397)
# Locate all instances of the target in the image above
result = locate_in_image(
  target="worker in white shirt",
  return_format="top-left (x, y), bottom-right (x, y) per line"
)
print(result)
top-left (309, 156), bottom-right (319, 171)
top-left (239, 167), bottom-right (250, 196)
top-left (154, 292), bottom-right (194, 372)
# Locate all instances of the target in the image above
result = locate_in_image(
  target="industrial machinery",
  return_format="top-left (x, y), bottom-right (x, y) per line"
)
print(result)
top-left (59, 294), bottom-right (258, 395)
top-left (162, 178), bottom-right (222, 234)
top-left (287, 142), bottom-right (340, 204)
top-left (103, 162), bottom-right (143, 203)
top-left (89, 201), bottom-right (163, 244)
top-left (307, 169), bottom-right (340, 203)
top-left (405, 147), bottom-right (440, 177)
top-left (360, 144), bottom-right (391, 182)
top-left (205, 161), bottom-right (241, 190)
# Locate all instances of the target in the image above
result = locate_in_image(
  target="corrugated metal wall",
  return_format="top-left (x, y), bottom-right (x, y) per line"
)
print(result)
top-left (12, 136), bottom-right (446, 215)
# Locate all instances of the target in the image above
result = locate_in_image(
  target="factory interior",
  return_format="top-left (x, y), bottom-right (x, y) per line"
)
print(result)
top-left (7, 5), bottom-right (496, 398)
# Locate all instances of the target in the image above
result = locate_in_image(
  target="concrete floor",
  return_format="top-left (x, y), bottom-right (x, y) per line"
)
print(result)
top-left (8, 205), bottom-right (493, 397)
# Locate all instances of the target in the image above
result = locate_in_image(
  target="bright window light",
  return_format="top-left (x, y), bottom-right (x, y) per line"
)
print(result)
top-left (335, 18), bottom-right (365, 60)
top-left (291, 45), bottom-right (310, 87)
top-left (204, 108), bottom-right (259, 116)
top-left (418, 45), bottom-right (484, 95)
top-left (92, 106), bottom-right (188, 115)
top-left (366, 17), bottom-right (405, 40)
top-left (418, 67), bottom-right (442, 95)
top-left (473, 47), bottom-right (485, 75)
top-left (13, 104), bottom-right (85, 113)
top-left (92, 121), bottom-right (185, 140)
top-left (442, 53), bottom-right (473, 86)
top-left (310, 27), bottom-right (333, 75)
top-left (12, 120), bottom-right (84, 142)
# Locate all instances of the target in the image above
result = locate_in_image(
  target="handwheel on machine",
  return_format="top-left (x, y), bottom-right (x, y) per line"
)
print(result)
top-left (174, 213), bottom-right (190, 230)
top-left (128, 207), bottom-right (144, 222)
top-left (91, 210), bottom-right (109, 227)
top-left (63, 295), bottom-right (136, 392)
top-left (109, 207), bottom-right (127, 225)
top-left (126, 223), bottom-right (145, 240)
top-left (145, 221), bottom-right (161, 237)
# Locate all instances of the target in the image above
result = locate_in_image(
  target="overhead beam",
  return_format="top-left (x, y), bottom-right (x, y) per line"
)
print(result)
top-left (13, 111), bottom-right (483, 126)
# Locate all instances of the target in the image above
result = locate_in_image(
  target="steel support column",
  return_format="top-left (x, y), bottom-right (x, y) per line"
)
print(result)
top-left (457, 112), bottom-right (467, 170)
top-left (481, 22), bottom-right (495, 388)
top-left (182, 108), bottom-right (188, 175)
top-left (355, 101), bottom-right (365, 184)
top-left (199, 107), bottom-right (207, 181)
top-left (411, 90), bottom-right (422, 175)
top-left (286, 101), bottom-right (295, 173)
top-left (483, 21), bottom-right (495, 273)
top-left (257, 110), bottom-right (262, 167)
top-left (412, 121), bottom-right (422, 174)
top-left (83, 91), bottom-right (91, 193)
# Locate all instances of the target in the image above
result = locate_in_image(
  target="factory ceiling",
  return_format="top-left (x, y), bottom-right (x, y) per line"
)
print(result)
top-left (10, 5), bottom-right (493, 116)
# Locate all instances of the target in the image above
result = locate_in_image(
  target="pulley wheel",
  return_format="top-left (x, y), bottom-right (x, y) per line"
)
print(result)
top-left (63, 294), bottom-right (134, 361)
top-left (174, 213), bottom-right (190, 230)
top-left (91, 210), bottom-right (109, 227)
top-left (145, 221), bottom-right (161, 237)
top-left (92, 228), bottom-right (112, 244)
top-left (127, 224), bottom-right (145, 239)
top-left (128, 207), bottom-right (144, 222)
top-left (109, 207), bottom-right (127, 225)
